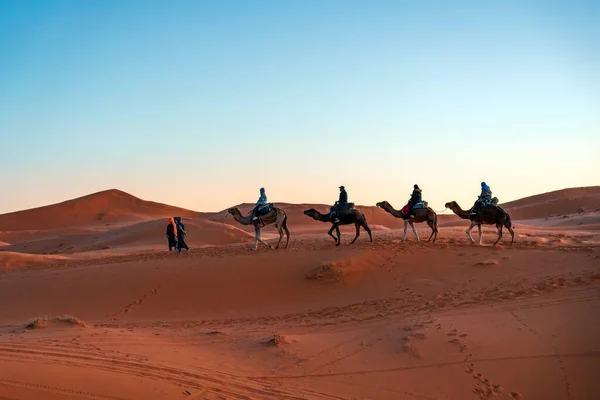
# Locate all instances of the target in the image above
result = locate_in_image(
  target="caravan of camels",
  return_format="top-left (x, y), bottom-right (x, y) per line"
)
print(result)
top-left (226, 182), bottom-right (515, 250)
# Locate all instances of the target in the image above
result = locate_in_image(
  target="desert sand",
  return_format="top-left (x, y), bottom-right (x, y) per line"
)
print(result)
top-left (1, 188), bottom-right (599, 399)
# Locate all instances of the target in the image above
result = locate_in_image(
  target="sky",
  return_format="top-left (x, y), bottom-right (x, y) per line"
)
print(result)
top-left (1, 0), bottom-right (598, 214)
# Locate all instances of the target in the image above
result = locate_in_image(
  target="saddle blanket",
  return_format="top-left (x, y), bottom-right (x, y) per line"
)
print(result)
top-left (255, 203), bottom-right (274, 216)
top-left (412, 201), bottom-right (428, 209)
top-left (402, 201), bottom-right (428, 215)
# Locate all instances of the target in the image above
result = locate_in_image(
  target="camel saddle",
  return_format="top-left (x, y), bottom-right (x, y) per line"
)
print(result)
top-left (253, 203), bottom-right (276, 227)
top-left (337, 202), bottom-right (355, 212)
top-left (412, 201), bottom-right (428, 210)
top-left (480, 197), bottom-right (499, 207)
top-left (474, 197), bottom-right (505, 215)
top-left (255, 203), bottom-right (274, 216)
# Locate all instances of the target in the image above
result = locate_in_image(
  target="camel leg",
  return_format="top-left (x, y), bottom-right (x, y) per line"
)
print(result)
top-left (336, 226), bottom-right (341, 245)
top-left (274, 223), bottom-right (283, 249)
top-left (410, 222), bottom-right (420, 242)
top-left (478, 224), bottom-right (483, 246)
top-left (283, 220), bottom-right (291, 249)
top-left (493, 224), bottom-right (503, 246)
top-left (327, 225), bottom-right (338, 244)
top-left (506, 223), bottom-right (515, 245)
top-left (466, 222), bottom-right (476, 244)
top-left (426, 221), bottom-right (436, 242)
top-left (254, 227), bottom-right (272, 250)
top-left (363, 222), bottom-right (373, 242)
top-left (402, 220), bottom-right (408, 243)
top-left (350, 223), bottom-right (361, 244)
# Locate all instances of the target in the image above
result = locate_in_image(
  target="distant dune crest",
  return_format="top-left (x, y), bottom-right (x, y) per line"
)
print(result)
top-left (0, 189), bottom-right (201, 232)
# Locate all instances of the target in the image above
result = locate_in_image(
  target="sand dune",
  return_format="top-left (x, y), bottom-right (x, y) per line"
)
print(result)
top-left (2, 217), bottom-right (254, 255)
top-left (0, 186), bottom-right (599, 399)
top-left (0, 251), bottom-right (70, 269)
top-left (502, 186), bottom-right (600, 220)
top-left (0, 189), bottom-right (201, 232)
top-left (0, 229), bottom-right (598, 399)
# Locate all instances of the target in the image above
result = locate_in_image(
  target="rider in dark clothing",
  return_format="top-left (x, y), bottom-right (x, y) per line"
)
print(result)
top-left (330, 186), bottom-right (348, 223)
top-left (252, 188), bottom-right (268, 222)
top-left (471, 182), bottom-right (492, 216)
top-left (407, 185), bottom-right (422, 218)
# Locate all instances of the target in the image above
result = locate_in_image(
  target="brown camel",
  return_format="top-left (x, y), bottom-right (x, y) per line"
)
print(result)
top-left (375, 201), bottom-right (438, 243)
top-left (303, 208), bottom-right (372, 246)
top-left (444, 201), bottom-right (514, 246)
top-left (227, 206), bottom-right (290, 250)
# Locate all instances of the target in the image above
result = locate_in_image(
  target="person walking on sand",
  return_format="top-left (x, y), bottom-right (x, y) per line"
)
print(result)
top-left (166, 217), bottom-right (178, 251)
top-left (174, 217), bottom-right (190, 253)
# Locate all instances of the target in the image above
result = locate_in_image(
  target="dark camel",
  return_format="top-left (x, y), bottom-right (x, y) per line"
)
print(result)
top-left (444, 201), bottom-right (514, 246)
top-left (303, 208), bottom-right (372, 246)
top-left (375, 201), bottom-right (438, 243)
top-left (227, 206), bottom-right (290, 250)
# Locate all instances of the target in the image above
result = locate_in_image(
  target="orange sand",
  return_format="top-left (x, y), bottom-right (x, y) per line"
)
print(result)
top-left (0, 187), bottom-right (599, 399)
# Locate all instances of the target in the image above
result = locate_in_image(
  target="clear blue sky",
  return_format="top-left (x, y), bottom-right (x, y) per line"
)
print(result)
top-left (1, 0), bottom-right (598, 213)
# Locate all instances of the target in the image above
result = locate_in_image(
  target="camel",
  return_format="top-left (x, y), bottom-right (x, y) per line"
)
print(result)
top-left (444, 201), bottom-right (514, 246)
top-left (303, 207), bottom-right (372, 246)
top-left (375, 201), bottom-right (438, 243)
top-left (227, 205), bottom-right (290, 251)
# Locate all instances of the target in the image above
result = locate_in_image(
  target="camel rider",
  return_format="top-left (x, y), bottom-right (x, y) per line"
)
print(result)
top-left (252, 188), bottom-right (268, 222)
top-left (407, 184), bottom-right (422, 218)
top-left (471, 182), bottom-right (492, 216)
top-left (330, 185), bottom-right (348, 223)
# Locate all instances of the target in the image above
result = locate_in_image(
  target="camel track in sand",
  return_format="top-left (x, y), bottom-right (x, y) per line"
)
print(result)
top-left (0, 378), bottom-right (132, 400)
top-left (0, 341), bottom-right (343, 400)
top-left (93, 271), bottom-right (600, 333)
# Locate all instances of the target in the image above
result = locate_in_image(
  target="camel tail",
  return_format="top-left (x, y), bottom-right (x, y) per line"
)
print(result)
top-left (282, 212), bottom-right (289, 231)
top-left (505, 212), bottom-right (512, 227)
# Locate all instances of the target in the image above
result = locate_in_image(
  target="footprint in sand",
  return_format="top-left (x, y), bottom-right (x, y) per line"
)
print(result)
top-left (448, 338), bottom-right (460, 344)
top-left (510, 392), bottom-right (523, 399)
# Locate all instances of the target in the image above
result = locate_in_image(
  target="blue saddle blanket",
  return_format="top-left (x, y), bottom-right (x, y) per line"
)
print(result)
top-left (412, 201), bottom-right (428, 209)
top-left (255, 203), bottom-right (274, 216)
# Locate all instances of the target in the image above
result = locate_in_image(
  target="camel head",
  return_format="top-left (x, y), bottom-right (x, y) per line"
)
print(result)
top-left (227, 207), bottom-right (240, 216)
top-left (444, 201), bottom-right (458, 210)
top-left (375, 201), bottom-right (389, 210)
top-left (303, 208), bottom-right (320, 220)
